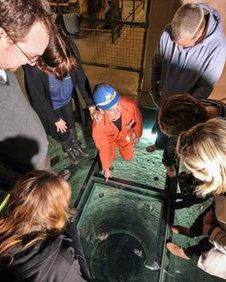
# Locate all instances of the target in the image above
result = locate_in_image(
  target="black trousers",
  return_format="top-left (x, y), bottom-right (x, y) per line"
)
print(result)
top-left (154, 112), bottom-right (177, 167)
top-left (184, 204), bottom-right (215, 264)
top-left (162, 137), bottom-right (177, 167)
top-left (54, 101), bottom-right (75, 143)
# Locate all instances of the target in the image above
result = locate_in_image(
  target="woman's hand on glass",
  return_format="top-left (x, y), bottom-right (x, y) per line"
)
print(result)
top-left (55, 118), bottom-right (67, 133)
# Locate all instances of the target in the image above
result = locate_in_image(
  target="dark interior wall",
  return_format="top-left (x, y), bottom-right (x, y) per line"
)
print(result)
top-left (140, 0), bottom-right (226, 105)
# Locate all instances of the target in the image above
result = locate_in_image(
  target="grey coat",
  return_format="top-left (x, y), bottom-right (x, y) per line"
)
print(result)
top-left (151, 3), bottom-right (226, 107)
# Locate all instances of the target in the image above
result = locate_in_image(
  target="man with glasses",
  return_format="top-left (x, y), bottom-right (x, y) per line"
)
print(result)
top-left (0, 0), bottom-right (62, 190)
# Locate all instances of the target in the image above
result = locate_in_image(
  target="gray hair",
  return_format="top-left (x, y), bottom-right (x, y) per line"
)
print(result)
top-left (171, 3), bottom-right (205, 41)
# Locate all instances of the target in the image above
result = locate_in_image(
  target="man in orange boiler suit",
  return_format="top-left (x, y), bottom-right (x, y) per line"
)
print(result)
top-left (92, 83), bottom-right (143, 181)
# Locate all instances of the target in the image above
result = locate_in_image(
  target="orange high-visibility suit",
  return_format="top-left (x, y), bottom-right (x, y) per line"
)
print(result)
top-left (92, 96), bottom-right (143, 171)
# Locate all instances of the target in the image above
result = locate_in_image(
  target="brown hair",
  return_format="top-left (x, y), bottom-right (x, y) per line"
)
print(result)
top-left (0, 0), bottom-right (56, 42)
top-left (158, 94), bottom-right (207, 136)
top-left (0, 170), bottom-right (72, 265)
top-left (37, 32), bottom-right (77, 80)
top-left (177, 119), bottom-right (226, 197)
top-left (171, 3), bottom-right (205, 41)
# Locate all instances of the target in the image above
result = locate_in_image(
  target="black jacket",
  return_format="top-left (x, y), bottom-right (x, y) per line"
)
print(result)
top-left (23, 43), bottom-right (94, 137)
top-left (0, 223), bottom-right (89, 281)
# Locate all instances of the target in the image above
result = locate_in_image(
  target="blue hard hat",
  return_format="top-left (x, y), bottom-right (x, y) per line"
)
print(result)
top-left (93, 84), bottom-right (121, 110)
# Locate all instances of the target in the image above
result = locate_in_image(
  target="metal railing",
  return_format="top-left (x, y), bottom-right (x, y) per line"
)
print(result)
top-left (55, 0), bottom-right (150, 93)
top-left (74, 18), bottom-right (146, 72)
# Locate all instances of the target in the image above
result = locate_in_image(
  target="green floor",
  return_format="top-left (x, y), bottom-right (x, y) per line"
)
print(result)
top-left (11, 65), bottom-right (222, 281)
top-left (49, 119), bottom-right (221, 282)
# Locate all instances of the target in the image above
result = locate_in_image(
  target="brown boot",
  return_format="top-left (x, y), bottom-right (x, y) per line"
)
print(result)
top-left (146, 144), bottom-right (156, 153)
top-left (68, 128), bottom-right (89, 158)
top-left (167, 242), bottom-right (189, 260)
top-left (171, 225), bottom-right (190, 237)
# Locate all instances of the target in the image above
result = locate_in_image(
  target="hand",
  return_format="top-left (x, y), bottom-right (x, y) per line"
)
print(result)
top-left (89, 106), bottom-right (103, 124)
top-left (130, 132), bottom-right (139, 145)
top-left (103, 169), bottom-right (111, 182)
top-left (55, 118), bottom-right (67, 133)
top-left (125, 120), bottom-right (135, 130)
top-left (203, 223), bottom-right (213, 236)
top-left (203, 209), bottom-right (214, 225)
top-left (133, 137), bottom-right (140, 145)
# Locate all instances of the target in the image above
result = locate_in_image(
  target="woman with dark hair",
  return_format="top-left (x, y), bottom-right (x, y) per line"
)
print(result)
top-left (0, 170), bottom-right (90, 281)
top-left (23, 31), bottom-right (97, 165)
top-left (156, 94), bottom-right (225, 177)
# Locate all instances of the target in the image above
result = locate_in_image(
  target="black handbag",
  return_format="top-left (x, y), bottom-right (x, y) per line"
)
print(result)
top-left (178, 171), bottom-right (201, 197)
top-left (176, 171), bottom-right (208, 209)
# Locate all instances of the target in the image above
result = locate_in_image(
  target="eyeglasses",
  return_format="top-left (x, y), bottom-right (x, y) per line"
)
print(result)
top-left (7, 33), bottom-right (39, 65)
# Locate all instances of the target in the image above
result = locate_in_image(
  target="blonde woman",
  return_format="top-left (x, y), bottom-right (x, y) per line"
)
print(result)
top-left (167, 118), bottom-right (226, 279)
top-left (0, 171), bottom-right (89, 281)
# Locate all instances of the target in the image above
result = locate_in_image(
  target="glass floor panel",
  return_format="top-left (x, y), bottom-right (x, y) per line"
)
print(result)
top-left (77, 181), bottom-right (165, 282)
top-left (110, 147), bottom-right (167, 190)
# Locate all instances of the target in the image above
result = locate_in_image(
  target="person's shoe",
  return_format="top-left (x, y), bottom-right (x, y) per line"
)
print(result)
top-left (68, 129), bottom-right (89, 159)
top-left (171, 225), bottom-right (190, 237)
top-left (58, 169), bottom-right (71, 180)
top-left (166, 165), bottom-right (177, 178)
top-left (68, 148), bottom-right (82, 165)
top-left (146, 144), bottom-right (156, 153)
top-left (61, 139), bottom-right (81, 165)
top-left (76, 145), bottom-right (89, 158)
top-left (166, 242), bottom-right (189, 260)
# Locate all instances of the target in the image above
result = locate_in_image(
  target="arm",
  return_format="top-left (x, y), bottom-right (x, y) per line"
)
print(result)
top-left (74, 65), bottom-right (94, 108)
top-left (209, 226), bottom-right (226, 254)
top-left (92, 124), bottom-right (111, 171)
top-left (150, 33), bottom-right (165, 107)
top-left (63, 222), bottom-right (90, 281)
top-left (133, 102), bottom-right (143, 139)
top-left (23, 65), bottom-right (60, 123)
top-left (190, 47), bottom-right (225, 99)
top-left (70, 43), bottom-right (94, 108)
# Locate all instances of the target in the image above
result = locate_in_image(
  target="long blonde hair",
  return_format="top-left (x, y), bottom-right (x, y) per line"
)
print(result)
top-left (177, 118), bottom-right (226, 197)
top-left (0, 170), bottom-right (71, 264)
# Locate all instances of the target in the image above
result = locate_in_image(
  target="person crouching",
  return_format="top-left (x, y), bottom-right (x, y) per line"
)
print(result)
top-left (92, 83), bottom-right (143, 181)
